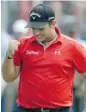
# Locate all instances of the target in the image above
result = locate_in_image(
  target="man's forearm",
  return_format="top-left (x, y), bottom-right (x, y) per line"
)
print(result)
top-left (2, 56), bottom-right (17, 82)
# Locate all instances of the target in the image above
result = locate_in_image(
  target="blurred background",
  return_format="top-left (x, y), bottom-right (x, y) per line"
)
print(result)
top-left (1, 1), bottom-right (86, 112)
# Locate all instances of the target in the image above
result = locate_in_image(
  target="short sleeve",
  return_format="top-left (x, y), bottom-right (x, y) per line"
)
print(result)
top-left (13, 45), bottom-right (21, 66)
top-left (73, 42), bottom-right (86, 73)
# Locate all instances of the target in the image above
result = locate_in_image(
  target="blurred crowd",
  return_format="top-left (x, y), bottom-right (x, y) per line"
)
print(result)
top-left (1, 1), bottom-right (86, 112)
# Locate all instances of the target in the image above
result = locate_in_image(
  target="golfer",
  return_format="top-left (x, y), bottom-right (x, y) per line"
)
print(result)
top-left (2, 4), bottom-right (86, 112)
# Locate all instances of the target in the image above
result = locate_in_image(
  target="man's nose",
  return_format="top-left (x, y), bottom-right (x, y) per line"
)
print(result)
top-left (34, 30), bottom-right (40, 36)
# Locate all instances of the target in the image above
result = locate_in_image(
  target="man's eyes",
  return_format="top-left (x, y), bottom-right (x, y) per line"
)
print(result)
top-left (32, 28), bottom-right (44, 31)
top-left (39, 28), bottom-right (44, 31)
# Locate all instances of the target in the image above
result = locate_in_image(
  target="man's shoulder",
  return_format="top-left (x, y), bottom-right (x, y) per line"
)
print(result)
top-left (61, 34), bottom-right (76, 46)
top-left (76, 39), bottom-right (86, 49)
top-left (62, 34), bottom-right (86, 50)
top-left (62, 34), bottom-right (80, 46)
top-left (62, 34), bottom-right (75, 42)
top-left (19, 35), bottom-right (35, 44)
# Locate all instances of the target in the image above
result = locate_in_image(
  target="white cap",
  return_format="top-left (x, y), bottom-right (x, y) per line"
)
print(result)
top-left (12, 19), bottom-right (28, 34)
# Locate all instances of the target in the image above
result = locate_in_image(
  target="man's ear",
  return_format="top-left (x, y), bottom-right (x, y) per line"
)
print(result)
top-left (52, 20), bottom-right (56, 26)
top-left (50, 20), bottom-right (56, 28)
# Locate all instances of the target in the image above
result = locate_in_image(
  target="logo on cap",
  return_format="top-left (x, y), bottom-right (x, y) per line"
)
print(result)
top-left (30, 12), bottom-right (41, 20)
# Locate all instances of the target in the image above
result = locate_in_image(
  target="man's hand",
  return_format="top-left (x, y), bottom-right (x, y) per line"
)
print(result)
top-left (6, 40), bottom-right (20, 58)
top-left (2, 40), bottom-right (20, 82)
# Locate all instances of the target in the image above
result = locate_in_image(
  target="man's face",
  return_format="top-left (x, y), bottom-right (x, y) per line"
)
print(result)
top-left (31, 23), bottom-right (54, 43)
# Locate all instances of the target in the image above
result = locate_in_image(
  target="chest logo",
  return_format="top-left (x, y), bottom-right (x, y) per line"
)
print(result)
top-left (54, 51), bottom-right (61, 55)
top-left (26, 50), bottom-right (39, 55)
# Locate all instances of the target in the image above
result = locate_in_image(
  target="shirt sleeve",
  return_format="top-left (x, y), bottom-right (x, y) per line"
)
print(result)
top-left (73, 42), bottom-right (86, 73)
top-left (13, 45), bottom-right (21, 66)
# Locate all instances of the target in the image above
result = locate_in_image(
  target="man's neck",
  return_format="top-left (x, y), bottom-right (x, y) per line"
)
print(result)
top-left (42, 32), bottom-right (58, 46)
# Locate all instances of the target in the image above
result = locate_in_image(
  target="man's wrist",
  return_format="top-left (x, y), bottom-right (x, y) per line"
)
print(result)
top-left (6, 52), bottom-right (13, 59)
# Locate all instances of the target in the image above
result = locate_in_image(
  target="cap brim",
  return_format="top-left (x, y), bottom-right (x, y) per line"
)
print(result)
top-left (25, 22), bottom-right (48, 29)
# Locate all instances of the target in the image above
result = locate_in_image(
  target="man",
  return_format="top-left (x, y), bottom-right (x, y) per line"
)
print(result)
top-left (2, 4), bottom-right (86, 112)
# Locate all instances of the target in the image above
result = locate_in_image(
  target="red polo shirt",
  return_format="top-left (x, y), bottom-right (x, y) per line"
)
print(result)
top-left (13, 27), bottom-right (86, 108)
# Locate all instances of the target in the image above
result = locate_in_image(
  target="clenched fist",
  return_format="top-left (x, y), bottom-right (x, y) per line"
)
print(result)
top-left (6, 40), bottom-right (20, 58)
